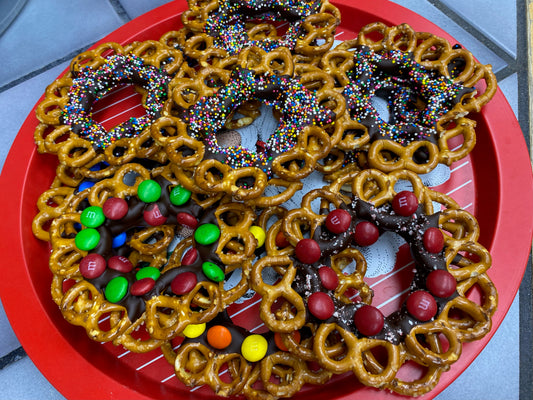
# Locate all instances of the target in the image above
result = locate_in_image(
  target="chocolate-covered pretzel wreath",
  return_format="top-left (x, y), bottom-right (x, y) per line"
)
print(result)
top-left (47, 169), bottom-right (266, 351)
top-left (318, 23), bottom-right (497, 176)
top-left (34, 40), bottom-right (183, 168)
top-left (157, 48), bottom-right (343, 201)
top-left (251, 169), bottom-right (497, 396)
top-left (158, 310), bottom-right (332, 398)
top-left (180, 0), bottom-right (340, 58)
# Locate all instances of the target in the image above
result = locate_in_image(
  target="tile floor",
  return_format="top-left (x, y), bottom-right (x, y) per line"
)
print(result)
top-left (0, 0), bottom-right (530, 399)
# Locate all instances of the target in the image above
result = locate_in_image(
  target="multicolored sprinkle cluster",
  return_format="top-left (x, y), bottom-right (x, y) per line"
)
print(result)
top-left (182, 68), bottom-right (334, 175)
top-left (61, 54), bottom-right (170, 148)
top-left (205, 0), bottom-right (322, 54)
top-left (343, 46), bottom-right (470, 146)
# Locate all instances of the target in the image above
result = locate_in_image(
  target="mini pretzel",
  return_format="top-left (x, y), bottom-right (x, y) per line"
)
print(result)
top-left (32, 186), bottom-right (77, 241)
top-left (294, 3), bottom-right (341, 57)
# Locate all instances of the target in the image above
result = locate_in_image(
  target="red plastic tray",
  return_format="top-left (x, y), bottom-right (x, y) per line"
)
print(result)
top-left (1, 1), bottom-right (532, 399)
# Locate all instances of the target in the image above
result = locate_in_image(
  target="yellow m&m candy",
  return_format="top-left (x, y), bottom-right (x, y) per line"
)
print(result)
top-left (183, 323), bottom-right (206, 338)
top-left (241, 334), bottom-right (268, 362)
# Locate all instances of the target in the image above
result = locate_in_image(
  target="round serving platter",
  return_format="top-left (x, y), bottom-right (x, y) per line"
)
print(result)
top-left (0, 1), bottom-right (532, 399)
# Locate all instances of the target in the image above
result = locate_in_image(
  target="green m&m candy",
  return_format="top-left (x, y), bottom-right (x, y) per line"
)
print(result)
top-left (169, 185), bottom-right (192, 206)
top-left (138, 180), bottom-right (162, 203)
top-left (80, 206), bottom-right (105, 228)
top-left (202, 262), bottom-right (225, 282)
top-left (136, 266), bottom-right (161, 281)
top-left (105, 276), bottom-right (129, 303)
top-left (75, 228), bottom-right (100, 251)
top-left (194, 223), bottom-right (220, 245)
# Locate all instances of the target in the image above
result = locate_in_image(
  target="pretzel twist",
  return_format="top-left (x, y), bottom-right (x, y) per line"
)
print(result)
top-left (251, 256), bottom-right (307, 333)
top-left (145, 281), bottom-right (223, 340)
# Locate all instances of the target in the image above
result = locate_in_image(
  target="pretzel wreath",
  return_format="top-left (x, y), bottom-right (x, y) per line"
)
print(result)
top-left (156, 46), bottom-right (343, 201)
top-left (158, 310), bottom-right (332, 399)
top-left (180, 0), bottom-right (340, 58)
top-left (317, 22), bottom-right (497, 177)
top-left (46, 168), bottom-right (266, 351)
top-left (33, 39), bottom-right (184, 168)
top-left (250, 169), bottom-right (497, 397)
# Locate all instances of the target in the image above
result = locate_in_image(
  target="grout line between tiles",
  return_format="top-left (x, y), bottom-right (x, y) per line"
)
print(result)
top-left (0, 347), bottom-right (26, 370)
top-left (108, 0), bottom-right (131, 23)
top-left (494, 64), bottom-right (518, 83)
top-left (429, 0), bottom-right (518, 67)
top-left (0, 43), bottom-right (98, 94)
top-left (519, 0), bottom-right (533, 398)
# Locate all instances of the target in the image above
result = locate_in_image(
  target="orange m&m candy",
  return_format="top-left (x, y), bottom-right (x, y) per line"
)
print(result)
top-left (207, 325), bottom-right (232, 349)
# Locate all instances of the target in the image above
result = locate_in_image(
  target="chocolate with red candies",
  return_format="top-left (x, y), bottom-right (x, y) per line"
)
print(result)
top-left (283, 189), bottom-right (461, 345)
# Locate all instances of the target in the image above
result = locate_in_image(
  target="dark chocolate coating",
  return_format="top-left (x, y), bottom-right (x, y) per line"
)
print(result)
top-left (344, 45), bottom-right (474, 148)
top-left (181, 310), bottom-right (278, 357)
top-left (290, 196), bottom-right (458, 345)
top-left (83, 176), bottom-right (229, 321)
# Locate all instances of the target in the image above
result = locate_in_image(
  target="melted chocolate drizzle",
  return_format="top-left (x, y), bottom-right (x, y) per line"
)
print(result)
top-left (343, 45), bottom-right (474, 148)
top-left (82, 176), bottom-right (231, 321)
top-left (291, 196), bottom-right (458, 345)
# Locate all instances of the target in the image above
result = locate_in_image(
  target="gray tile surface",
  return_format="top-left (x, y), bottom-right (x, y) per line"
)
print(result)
top-left (118, 0), bottom-right (172, 19)
top-left (440, 0), bottom-right (517, 56)
top-left (0, 0), bottom-right (529, 399)
top-left (0, 0), bottom-right (124, 87)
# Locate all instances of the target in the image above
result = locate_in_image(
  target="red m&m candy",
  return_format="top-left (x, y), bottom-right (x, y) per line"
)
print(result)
top-left (353, 305), bottom-right (384, 336)
top-left (406, 290), bottom-right (437, 321)
top-left (308, 292), bottom-right (335, 320)
top-left (79, 253), bottom-right (106, 279)
top-left (423, 227), bottom-right (445, 253)
top-left (181, 248), bottom-right (198, 266)
top-left (171, 272), bottom-right (197, 295)
top-left (354, 221), bottom-right (379, 246)
top-left (130, 278), bottom-right (155, 296)
top-left (325, 209), bottom-right (352, 234)
top-left (143, 204), bottom-right (167, 226)
top-left (294, 239), bottom-right (321, 264)
top-left (107, 255), bottom-right (134, 273)
top-left (426, 269), bottom-right (456, 298)
top-left (392, 191), bottom-right (418, 216)
top-left (176, 212), bottom-right (198, 229)
top-left (102, 197), bottom-right (128, 220)
top-left (318, 266), bottom-right (339, 290)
